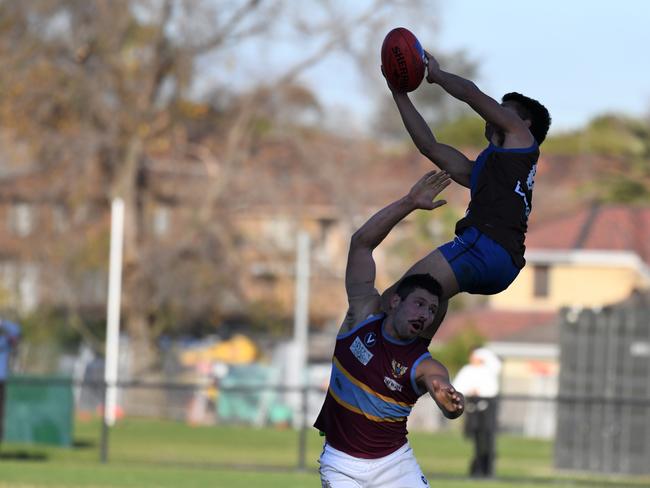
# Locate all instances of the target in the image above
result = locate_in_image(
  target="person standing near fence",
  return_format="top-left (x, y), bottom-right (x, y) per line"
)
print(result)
top-left (0, 318), bottom-right (21, 442)
top-left (314, 171), bottom-right (464, 487)
top-left (453, 347), bottom-right (502, 478)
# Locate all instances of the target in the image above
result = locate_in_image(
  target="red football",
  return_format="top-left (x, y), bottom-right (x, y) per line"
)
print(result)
top-left (381, 27), bottom-right (426, 93)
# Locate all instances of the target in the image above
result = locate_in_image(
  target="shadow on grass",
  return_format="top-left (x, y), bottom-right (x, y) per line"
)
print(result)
top-left (0, 437), bottom-right (94, 461)
top-left (0, 450), bottom-right (48, 462)
top-left (73, 439), bottom-right (96, 449)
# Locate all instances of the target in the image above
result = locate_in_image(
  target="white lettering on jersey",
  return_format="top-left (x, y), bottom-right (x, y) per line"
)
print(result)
top-left (514, 180), bottom-right (531, 217)
top-left (526, 164), bottom-right (537, 190)
top-left (350, 336), bottom-right (373, 365)
top-left (384, 376), bottom-right (403, 392)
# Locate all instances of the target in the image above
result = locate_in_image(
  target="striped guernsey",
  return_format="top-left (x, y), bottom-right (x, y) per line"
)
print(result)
top-left (314, 313), bottom-right (432, 458)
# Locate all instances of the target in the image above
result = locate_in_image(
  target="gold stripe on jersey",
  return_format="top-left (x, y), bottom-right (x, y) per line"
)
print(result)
top-left (328, 387), bottom-right (406, 423)
top-left (333, 357), bottom-right (414, 408)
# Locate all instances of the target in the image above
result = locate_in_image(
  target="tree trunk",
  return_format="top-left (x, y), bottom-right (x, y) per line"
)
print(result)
top-left (113, 136), bottom-right (158, 377)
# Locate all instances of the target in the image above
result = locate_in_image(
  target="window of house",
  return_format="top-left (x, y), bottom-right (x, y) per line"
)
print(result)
top-left (53, 205), bottom-right (68, 232)
top-left (18, 263), bottom-right (39, 311)
top-left (265, 217), bottom-right (294, 250)
top-left (9, 203), bottom-right (33, 237)
top-left (153, 205), bottom-right (170, 236)
top-left (533, 264), bottom-right (550, 298)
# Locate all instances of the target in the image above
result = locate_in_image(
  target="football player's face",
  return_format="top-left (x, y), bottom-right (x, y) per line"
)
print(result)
top-left (392, 289), bottom-right (438, 340)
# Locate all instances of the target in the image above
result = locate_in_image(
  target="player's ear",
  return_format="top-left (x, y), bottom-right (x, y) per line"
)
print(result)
top-left (389, 294), bottom-right (401, 310)
top-left (524, 118), bottom-right (532, 128)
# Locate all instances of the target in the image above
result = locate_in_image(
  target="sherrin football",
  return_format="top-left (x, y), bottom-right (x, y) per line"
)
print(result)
top-left (381, 27), bottom-right (426, 93)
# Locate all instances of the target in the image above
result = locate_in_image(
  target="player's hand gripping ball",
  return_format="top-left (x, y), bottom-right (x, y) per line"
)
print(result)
top-left (381, 27), bottom-right (426, 93)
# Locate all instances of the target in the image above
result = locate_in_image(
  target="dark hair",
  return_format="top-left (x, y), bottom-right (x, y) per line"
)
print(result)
top-left (502, 92), bottom-right (551, 145)
top-left (395, 274), bottom-right (442, 300)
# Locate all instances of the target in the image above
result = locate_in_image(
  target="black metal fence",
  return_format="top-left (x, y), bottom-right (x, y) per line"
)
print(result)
top-left (557, 304), bottom-right (650, 475)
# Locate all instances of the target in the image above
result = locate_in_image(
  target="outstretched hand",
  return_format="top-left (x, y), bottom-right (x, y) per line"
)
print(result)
top-left (432, 378), bottom-right (464, 419)
top-left (407, 170), bottom-right (451, 210)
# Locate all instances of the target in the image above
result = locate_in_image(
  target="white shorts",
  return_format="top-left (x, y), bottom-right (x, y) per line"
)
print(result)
top-left (318, 442), bottom-right (429, 488)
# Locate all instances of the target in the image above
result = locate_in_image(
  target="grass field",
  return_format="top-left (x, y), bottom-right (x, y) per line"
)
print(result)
top-left (0, 418), bottom-right (648, 487)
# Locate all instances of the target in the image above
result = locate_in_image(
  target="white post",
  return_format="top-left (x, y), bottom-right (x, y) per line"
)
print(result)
top-left (293, 231), bottom-right (310, 356)
top-left (104, 198), bottom-right (125, 427)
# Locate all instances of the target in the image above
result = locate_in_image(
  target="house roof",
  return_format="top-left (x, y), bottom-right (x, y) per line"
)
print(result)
top-left (527, 204), bottom-right (650, 264)
top-left (433, 308), bottom-right (559, 344)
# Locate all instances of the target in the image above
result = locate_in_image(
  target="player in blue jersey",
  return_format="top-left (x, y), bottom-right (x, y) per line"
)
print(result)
top-left (315, 170), bottom-right (464, 487)
top-left (384, 50), bottom-right (551, 337)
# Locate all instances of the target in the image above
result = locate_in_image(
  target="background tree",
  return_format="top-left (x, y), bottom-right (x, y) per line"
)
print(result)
top-left (544, 114), bottom-right (650, 203)
top-left (0, 0), bottom-right (446, 375)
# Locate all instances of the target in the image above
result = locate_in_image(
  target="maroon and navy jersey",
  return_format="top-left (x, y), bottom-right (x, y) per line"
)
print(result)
top-left (456, 142), bottom-right (539, 269)
top-left (313, 314), bottom-right (432, 458)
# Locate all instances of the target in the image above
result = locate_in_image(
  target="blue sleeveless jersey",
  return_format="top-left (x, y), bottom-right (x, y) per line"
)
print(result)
top-left (456, 142), bottom-right (539, 268)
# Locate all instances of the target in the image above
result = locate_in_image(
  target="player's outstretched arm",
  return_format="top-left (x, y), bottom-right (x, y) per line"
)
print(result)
top-left (390, 90), bottom-right (473, 188)
top-left (424, 51), bottom-right (533, 148)
top-left (416, 358), bottom-right (465, 420)
top-left (341, 171), bottom-right (450, 333)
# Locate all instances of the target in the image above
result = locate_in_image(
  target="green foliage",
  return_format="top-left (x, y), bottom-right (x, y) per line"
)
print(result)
top-left (13, 307), bottom-right (106, 373)
top-left (392, 207), bottom-right (461, 256)
top-left (594, 175), bottom-right (650, 203)
top-left (248, 299), bottom-right (291, 337)
top-left (544, 114), bottom-right (649, 157)
top-left (544, 113), bottom-right (650, 203)
top-left (19, 308), bottom-right (81, 350)
top-left (430, 325), bottom-right (485, 376)
top-left (435, 115), bottom-right (486, 148)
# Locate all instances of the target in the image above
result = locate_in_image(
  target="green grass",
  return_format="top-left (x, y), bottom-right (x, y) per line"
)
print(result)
top-left (0, 418), bottom-right (648, 487)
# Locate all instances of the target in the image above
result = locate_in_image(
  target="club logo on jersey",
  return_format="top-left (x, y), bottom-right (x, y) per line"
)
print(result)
top-left (350, 336), bottom-right (373, 365)
top-left (421, 475), bottom-right (429, 485)
top-left (363, 331), bottom-right (377, 348)
top-left (391, 359), bottom-right (408, 378)
top-left (384, 376), bottom-right (403, 392)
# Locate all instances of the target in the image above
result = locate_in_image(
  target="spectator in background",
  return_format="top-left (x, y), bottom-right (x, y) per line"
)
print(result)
top-left (453, 347), bottom-right (502, 478)
top-left (0, 318), bottom-right (21, 442)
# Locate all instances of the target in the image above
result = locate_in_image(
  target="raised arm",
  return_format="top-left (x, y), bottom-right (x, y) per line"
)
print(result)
top-left (341, 171), bottom-right (451, 333)
top-left (416, 357), bottom-right (464, 420)
top-left (392, 92), bottom-right (473, 188)
top-left (424, 51), bottom-right (534, 148)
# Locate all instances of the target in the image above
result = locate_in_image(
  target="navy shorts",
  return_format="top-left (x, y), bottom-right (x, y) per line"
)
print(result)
top-left (438, 227), bottom-right (520, 295)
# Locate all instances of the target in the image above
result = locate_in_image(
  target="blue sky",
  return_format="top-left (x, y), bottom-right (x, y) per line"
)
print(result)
top-left (293, 0), bottom-right (650, 134)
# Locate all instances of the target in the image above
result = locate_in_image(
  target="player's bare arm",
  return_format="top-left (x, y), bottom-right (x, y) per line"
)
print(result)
top-left (424, 51), bottom-right (534, 149)
top-left (341, 171), bottom-right (451, 333)
top-left (392, 91), bottom-right (473, 188)
top-left (383, 63), bottom-right (471, 188)
top-left (416, 358), bottom-right (465, 419)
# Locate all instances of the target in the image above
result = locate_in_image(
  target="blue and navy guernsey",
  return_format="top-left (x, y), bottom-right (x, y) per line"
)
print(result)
top-left (456, 141), bottom-right (540, 269)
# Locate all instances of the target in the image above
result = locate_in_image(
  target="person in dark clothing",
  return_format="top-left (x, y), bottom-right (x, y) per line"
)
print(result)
top-left (454, 347), bottom-right (502, 477)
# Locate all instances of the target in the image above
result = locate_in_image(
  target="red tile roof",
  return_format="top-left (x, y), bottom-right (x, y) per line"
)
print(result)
top-left (434, 308), bottom-right (558, 343)
top-left (527, 204), bottom-right (650, 263)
